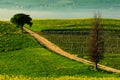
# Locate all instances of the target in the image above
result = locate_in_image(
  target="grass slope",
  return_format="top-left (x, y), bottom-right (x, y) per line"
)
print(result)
top-left (0, 48), bottom-right (120, 78)
top-left (0, 21), bottom-right (40, 52)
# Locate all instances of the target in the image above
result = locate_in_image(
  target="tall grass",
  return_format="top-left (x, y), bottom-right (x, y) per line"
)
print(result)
top-left (0, 21), bottom-right (40, 52)
top-left (0, 74), bottom-right (120, 80)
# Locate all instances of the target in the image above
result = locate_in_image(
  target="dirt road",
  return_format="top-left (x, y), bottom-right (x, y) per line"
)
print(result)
top-left (23, 27), bottom-right (120, 74)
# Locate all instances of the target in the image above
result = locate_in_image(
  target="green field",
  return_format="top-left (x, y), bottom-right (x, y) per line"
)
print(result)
top-left (29, 19), bottom-right (120, 31)
top-left (40, 29), bottom-right (120, 69)
top-left (27, 19), bottom-right (120, 69)
top-left (0, 19), bottom-right (120, 79)
top-left (0, 21), bottom-right (40, 52)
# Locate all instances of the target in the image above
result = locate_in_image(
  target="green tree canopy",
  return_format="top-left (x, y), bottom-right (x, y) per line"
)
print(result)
top-left (10, 13), bottom-right (33, 33)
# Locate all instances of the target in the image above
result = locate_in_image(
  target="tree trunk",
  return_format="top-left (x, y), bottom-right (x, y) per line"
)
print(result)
top-left (21, 26), bottom-right (23, 33)
top-left (94, 62), bottom-right (98, 71)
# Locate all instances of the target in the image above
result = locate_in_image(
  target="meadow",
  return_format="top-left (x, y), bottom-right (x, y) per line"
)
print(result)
top-left (28, 19), bottom-right (120, 69)
top-left (0, 21), bottom-right (40, 52)
top-left (0, 19), bottom-right (120, 79)
top-left (29, 19), bottom-right (120, 31)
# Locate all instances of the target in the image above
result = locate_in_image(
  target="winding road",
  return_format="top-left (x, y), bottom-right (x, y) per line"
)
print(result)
top-left (23, 27), bottom-right (120, 74)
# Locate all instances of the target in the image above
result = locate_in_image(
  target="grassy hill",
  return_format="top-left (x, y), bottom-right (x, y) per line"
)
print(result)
top-left (0, 21), bottom-right (40, 52)
top-left (0, 20), bottom-right (120, 79)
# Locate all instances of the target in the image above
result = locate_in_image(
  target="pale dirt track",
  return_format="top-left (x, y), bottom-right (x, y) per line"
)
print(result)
top-left (23, 27), bottom-right (120, 74)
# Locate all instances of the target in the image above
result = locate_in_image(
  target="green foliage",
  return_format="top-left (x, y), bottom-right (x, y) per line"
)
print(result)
top-left (0, 21), bottom-right (17, 34)
top-left (10, 13), bottom-right (32, 33)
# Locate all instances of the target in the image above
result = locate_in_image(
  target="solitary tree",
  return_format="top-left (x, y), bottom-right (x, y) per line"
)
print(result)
top-left (88, 12), bottom-right (104, 71)
top-left (10, 13), bottom-right (33, 33)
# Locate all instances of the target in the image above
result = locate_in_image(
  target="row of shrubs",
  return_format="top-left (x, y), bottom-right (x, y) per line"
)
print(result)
top-left (41, 29), bottom-right (120, 56)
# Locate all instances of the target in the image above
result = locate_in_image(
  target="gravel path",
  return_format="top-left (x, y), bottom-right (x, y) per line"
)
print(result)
top-left (24, 27), bottom-right (120, 74)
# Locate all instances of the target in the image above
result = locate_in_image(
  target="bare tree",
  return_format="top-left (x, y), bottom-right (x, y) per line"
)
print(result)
top-left (88, 12), bottom-right (104, 71)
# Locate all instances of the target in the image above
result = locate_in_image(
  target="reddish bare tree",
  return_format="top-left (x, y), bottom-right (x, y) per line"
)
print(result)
top-left (88, 12), bottom-right (104, 71)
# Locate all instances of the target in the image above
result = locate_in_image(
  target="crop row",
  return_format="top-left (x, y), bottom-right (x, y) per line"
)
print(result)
top-left (41, 30), bottom-right (120, 56)
top-left (40, 29), bottom-right (120, 69)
